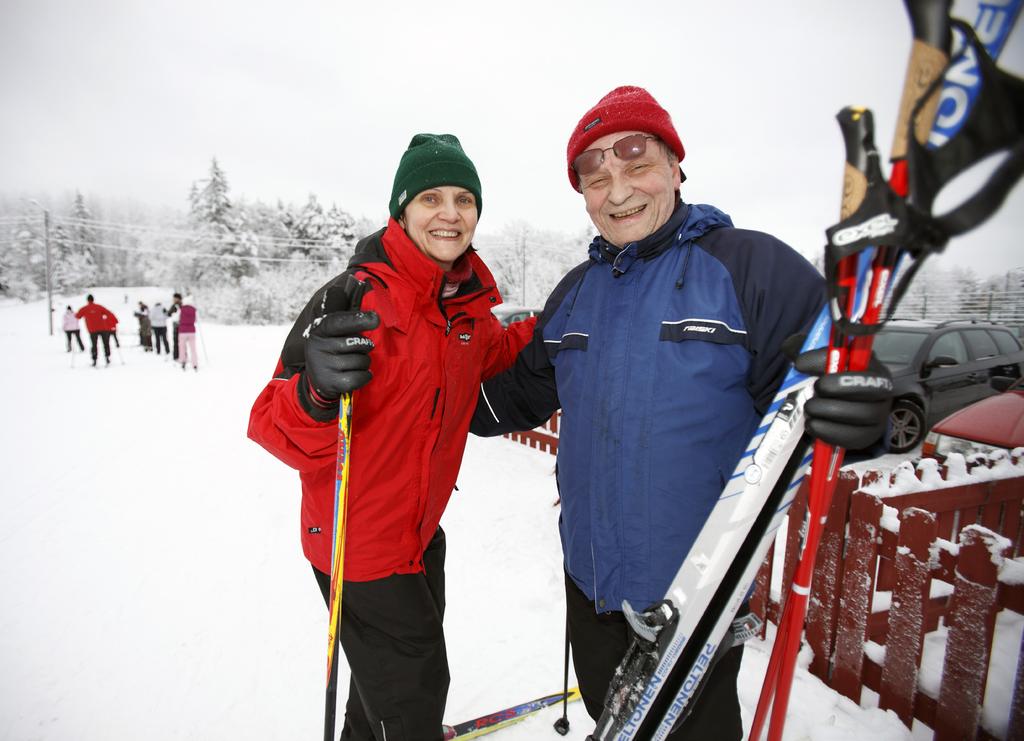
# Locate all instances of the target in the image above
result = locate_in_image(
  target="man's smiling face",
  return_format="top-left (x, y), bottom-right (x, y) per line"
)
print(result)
top-left (578, 130), bottom-right (681, 248)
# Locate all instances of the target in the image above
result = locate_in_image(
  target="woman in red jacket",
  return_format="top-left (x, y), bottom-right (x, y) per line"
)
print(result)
top-left (248, 133), bottom-right (533, 740)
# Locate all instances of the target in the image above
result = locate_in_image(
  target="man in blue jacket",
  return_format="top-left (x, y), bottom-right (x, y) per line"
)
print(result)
top-left (470, 86), bottom-right (892, 738)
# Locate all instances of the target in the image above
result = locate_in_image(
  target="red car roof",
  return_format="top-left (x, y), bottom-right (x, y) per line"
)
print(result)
top-left (933, 388), bottom-right (1024, 449)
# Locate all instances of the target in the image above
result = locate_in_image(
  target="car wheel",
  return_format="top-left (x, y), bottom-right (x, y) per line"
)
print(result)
top-left (888, 400), bottom-right (926, 454)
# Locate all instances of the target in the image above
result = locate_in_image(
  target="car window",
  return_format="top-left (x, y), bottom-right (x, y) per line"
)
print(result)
top-left (963, 329), bottom-right (1000, 360)
top-left (872, 330), bottom-right (929, 366)
top-left (990, 330), bottom-right (1022, 355)
top-left (927, 331), bottom-right (968, 364)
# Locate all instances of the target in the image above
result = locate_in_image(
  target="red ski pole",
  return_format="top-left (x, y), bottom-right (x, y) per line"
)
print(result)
top-left (749, 2), bottom-right (953, 738)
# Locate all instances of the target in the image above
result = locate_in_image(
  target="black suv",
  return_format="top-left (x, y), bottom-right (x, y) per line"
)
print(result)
top-left (871, 319), bottom-right (1024, 452)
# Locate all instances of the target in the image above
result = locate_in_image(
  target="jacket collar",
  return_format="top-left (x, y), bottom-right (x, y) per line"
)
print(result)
top-left (587, 201), bottom-right (733, 276)
top-left (348, 219), bottom-right (500, 331)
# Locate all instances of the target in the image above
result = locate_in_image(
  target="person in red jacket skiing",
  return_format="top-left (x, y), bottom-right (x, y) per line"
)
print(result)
top-left (248, 133), bottom-right (534, 740)
top-left (75, 294), bottom-right (118, 367)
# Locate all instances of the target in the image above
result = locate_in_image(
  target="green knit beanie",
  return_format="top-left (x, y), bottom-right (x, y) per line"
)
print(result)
top-left (388, 133), bottom-right (482, 219)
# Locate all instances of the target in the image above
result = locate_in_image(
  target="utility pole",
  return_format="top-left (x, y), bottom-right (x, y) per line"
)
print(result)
top-left (520, 233), bottom-right (526, 306)
top-left (28, 199), bottom-right (54, 335)
top-left (43, 208), bottom-right (53, 335)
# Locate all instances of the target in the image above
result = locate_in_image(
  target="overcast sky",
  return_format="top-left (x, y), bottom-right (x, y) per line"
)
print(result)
top-left (2, 0), bottom-right (1022, 277)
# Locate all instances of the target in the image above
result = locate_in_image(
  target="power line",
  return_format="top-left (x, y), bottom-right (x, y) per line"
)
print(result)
top-left (0, 237), bottom-right (342, 265)
top-left (8, 212), bottom-right (524, 255)
top-left (53, 215), bottom-right (352, 251)
top-left (47, 214), bottom-right (521, 252)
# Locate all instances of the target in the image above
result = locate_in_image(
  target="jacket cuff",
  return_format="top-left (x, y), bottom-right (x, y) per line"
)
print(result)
top-left (296, 373), bottom-right (340, 423)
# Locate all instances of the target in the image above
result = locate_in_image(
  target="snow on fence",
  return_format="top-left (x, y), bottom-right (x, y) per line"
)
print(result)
top-left (750, 452), bottom-right (1024, 741)
top-left (502, 419), bottom-right (1024, 739)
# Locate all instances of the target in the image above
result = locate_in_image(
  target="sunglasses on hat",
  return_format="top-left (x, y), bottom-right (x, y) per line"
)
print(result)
top-left (572, 134), bottom-right (659, 180)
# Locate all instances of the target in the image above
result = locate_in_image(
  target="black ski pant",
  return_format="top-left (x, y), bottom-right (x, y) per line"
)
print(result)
top-left (88, 331), bottom-right (112, 364)
top-left (172, 324), bottom-right (179, 360)
top-left (564, 572), bottom-right (744, 740)
top-left (153, 327), bottom-right (170, 354)
top-left (65, 329), bottom-right (84, 351)
top-left (313, 527), bottom-right (449, 741)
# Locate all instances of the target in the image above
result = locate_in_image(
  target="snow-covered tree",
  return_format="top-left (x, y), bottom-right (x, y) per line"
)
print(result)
top-left (488, 221), bottom-right (532, 305)
top-left (60, 192), bottom-right (101, 289)
top-left (292, 194), bottom-right (328, 249)
top-left (187, 182), bottom-right (200, 219)
top-left (187, 158), bottom-right (255, 284)
top-left (276, 199), bottom-right (297, 239)
top-left (192, 159), bottom-right (232, 228)
top-left (352, 215), bottom-right (378, 243)
top-left (325, 203), bottom-right (358, 263)
top-left (0, 214), bottom-right (44, 299)
top-left (482, 221), bottom-right (589, 307)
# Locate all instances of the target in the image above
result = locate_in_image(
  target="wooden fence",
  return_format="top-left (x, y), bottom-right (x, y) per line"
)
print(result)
top-left (502, 411), bottom-right (560, 454)
top-left (750, 458), bottom-right (1024, 740)
top-left (502, 418), bottom-right (1024, 739)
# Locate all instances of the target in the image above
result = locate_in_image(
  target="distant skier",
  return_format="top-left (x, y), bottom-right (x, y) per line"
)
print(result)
top-left (62, 306), bottom-right (85, 352)
top-left (150, 302), bottom-right (170, 355)
top-left (177, 296), bottom-right (198, 371)
top-left (134, 302), bottom-right (153, 351)
top-left (75, 294), bottom-right (117, 367)
top-left (469, 86), bottom-right (893, 739)
top-left (167, 292), bottom-right (183, 360)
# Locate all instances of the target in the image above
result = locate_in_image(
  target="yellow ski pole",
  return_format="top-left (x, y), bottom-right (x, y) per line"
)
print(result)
top-left (323, 276), bottom-right (369, 741)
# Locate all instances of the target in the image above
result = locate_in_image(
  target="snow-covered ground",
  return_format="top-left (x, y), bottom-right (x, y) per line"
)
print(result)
top-left (0, 289), bottom-right (998, 741)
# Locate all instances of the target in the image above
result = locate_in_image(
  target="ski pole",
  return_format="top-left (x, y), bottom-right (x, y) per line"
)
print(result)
top-left (324, 641), bottom-right (341, 739)
top-left (323, 276), bottom-right (369, 741)
top-left (750, 2), bottom-right (954, 738)
top-left (757, 0), bottom-right (1024, 734)
top-left (324, 391), bottom-right (354, 741)
top-left (554, 614), bottom-right (571, 735)
top-left (197, 323), bottom-right (210, 365)
top-left (750, 105), bottom-right (896, 741)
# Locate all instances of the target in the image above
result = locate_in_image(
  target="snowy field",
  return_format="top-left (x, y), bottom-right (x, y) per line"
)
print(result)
top-left (0, 288), bottom-right (980, 741)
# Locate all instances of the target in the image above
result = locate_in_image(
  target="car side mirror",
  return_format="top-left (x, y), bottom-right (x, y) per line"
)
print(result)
top-left (991, 375), bottom-right (1016, 393)
top-left (925, 355), bottom-right (959, 370)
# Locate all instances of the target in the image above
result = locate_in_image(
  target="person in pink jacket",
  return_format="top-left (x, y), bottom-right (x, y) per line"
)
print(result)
top-left (62, 306), bottom-right (85, 352)
top-left (178, 296), bottom-right (198, 371)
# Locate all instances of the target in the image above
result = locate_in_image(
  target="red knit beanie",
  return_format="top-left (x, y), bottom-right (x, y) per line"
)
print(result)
top-left (566, 85), bottom-right (685, 191)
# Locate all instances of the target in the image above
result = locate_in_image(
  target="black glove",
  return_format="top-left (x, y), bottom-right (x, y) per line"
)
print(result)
top-left (783, 334), bottom-right (894, 450)
top-left (299, 281), bottom-right (380, 421)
